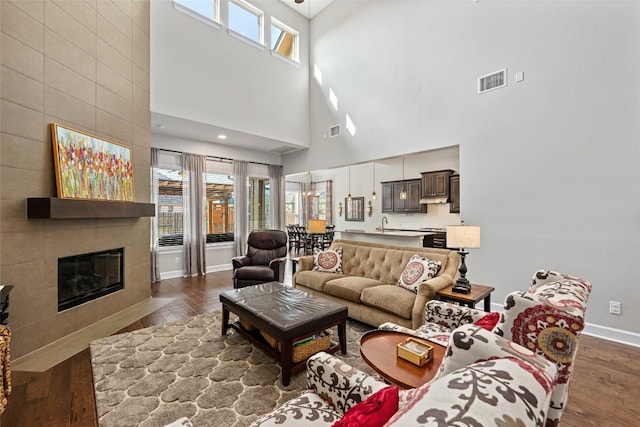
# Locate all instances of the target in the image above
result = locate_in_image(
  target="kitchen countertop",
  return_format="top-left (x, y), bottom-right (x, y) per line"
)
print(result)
top-left (339, 229), bottom-right (436, 237)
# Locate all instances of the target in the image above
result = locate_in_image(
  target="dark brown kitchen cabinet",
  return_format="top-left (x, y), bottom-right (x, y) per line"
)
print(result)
top-left (421, 170), bottom-right (453, 199)
top-left (381, 182), bottom-right (394, 212)
top-left (381, 179), bottom-right (426, 213)
top-left (449, 174), bottom-right (460, 213)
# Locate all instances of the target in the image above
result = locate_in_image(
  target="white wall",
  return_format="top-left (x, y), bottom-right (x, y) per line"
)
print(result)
top-left (285, 1), bottom-right (640, 343)
top-left (151, 0), bottom-right (310, 148)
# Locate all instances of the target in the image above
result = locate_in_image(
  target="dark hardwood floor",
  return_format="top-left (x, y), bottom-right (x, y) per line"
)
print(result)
top-left (2, 269), bottom-right (638, 426)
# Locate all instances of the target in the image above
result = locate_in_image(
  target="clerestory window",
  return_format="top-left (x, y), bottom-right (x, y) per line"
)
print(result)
top-left (228, 0), bottom-right (264, 45)
top-left (270, 18), bottom-right (298, 62)
top-left (174, 0), bottom-right (220, 25)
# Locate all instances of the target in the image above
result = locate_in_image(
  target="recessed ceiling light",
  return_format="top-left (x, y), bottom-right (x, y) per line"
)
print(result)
top-left (218, 134), bottom-right (227, 140)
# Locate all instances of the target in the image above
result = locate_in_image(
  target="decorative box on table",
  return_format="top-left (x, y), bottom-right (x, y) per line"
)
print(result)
top-left (397, 337), bottom-right (434, 367)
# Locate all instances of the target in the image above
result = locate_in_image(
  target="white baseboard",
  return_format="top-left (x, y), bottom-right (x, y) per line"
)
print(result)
top-left (208, 263), bottom-right (232, 273)
top-left (583, 323), bottom-right (640, 348)
top-left (488, 302), bottom-right (640, 348)
top-left (160, 269), bottom-right (184, 280)
top-left (160, 264), bottom-right (232, 280)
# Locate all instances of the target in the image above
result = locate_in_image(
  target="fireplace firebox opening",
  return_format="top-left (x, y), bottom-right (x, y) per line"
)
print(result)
top-left (58, 248), bottom-right (124, 312)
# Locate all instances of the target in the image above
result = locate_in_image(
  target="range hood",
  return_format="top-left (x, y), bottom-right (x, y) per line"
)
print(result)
top-left (419, 197), bottom-right (448, 204)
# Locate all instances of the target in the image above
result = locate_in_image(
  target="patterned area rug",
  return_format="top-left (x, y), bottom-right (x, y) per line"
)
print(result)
top-left (90, 311), bottom-right (376, 427)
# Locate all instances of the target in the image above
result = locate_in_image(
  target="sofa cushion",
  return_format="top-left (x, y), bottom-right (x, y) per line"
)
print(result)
top-left (234, 265), bottom-right (275, 280)
top-left (296, 270), bottom-right (345, 292)
top-left (361, 285), bottom-right (415, 319)
top-left (386, 358), bottom-right (554, 427)
top-left (397, 254), bottom-right (441, 293)
top-left (332, 386), bottom-right (399, 427)
top-left (334, 241), bottom-right (452, 286)
top-left (314, 247), bottom-right (343, 273)
top-left (250, 392), bottom-right (339, 427)
top-left (324, 277), bottom-right (385, 304)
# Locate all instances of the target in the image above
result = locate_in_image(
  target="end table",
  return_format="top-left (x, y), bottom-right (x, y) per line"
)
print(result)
top-left (436, 283), bottom-right (495, 312)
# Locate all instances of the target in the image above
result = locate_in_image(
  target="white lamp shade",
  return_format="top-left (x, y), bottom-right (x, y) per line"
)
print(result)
top-left (446, 225), bottom-right (481, 249)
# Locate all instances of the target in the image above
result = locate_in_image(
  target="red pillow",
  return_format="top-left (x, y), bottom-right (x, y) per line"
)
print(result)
top-left (474, 312), bottom-right (500, 331)
top-left (332, 386), bottom-right (399, 427)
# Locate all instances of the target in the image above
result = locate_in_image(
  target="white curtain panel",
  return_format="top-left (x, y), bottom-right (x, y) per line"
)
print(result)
top-left (300, 181), bottom-right (309, 227)
top-left (182, 153), bottom-right (207, 276)
top-left (234, 160), bottom-right (249, 256)
top-left (326, 179), bottom-right (333, 225)
top-left (150, 148), bottom-right (161, 282)
top-left (269, 164), bottom-right (283, 230)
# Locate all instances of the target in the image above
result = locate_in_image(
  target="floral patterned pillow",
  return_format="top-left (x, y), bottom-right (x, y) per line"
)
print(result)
top-left (313, 246), bottom-right (343, 273)
top-left (398, 254), bottom-right (441, 293)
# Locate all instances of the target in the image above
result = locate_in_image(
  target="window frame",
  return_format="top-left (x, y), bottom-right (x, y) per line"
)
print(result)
top-left (227, 0), bottom-right (265, 48)
top-left (247, 175), bottom-right (270, 232)
top-left (270, 17), bottom-right (299, 63)
top-left (153, 155), bottom-right (236, 250)
top-left (173, 0), bottom-right (222, 29)
top-left (204, 168), bottom-right (235, 246)
top-left (155, 167), bottom-right (185, 248)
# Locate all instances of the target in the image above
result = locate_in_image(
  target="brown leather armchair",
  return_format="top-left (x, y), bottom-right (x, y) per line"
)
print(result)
top-left (232, 230), bottom-right (288, 289)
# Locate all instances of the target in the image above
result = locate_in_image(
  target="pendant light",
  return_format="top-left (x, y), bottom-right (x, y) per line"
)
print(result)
top-left (302, 171), bottom-right (319, 199)
top-left (347, 166), bottom-right (352, 201)
top-left (399, 157), bottom-right (407, 200)
top-left (372, 162), bottom-right (377, 200)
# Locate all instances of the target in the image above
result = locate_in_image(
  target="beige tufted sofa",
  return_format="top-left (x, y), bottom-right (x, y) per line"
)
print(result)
top-left (292, 239), bottom-right (459, 329)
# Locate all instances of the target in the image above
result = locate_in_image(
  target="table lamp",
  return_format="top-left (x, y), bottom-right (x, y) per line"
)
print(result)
top-left (446, 222), bottom-right (481, 294)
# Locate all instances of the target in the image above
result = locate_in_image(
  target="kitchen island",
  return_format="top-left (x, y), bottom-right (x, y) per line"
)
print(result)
top-left (337, 229), bottom-right (435, 247)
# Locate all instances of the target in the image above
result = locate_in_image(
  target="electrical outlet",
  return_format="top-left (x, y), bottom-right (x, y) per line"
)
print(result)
top-left (609, 301), bottom-right (621, 315)
top-left (175, 257), bottom-right (181, 265)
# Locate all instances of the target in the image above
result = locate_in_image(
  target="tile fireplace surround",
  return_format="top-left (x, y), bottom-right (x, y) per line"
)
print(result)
top-left (1, 0), bottom-right (153, 360)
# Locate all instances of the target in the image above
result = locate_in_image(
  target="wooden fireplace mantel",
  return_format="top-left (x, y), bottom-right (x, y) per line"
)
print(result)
top-left (26, 198), bottom-right (155, 219)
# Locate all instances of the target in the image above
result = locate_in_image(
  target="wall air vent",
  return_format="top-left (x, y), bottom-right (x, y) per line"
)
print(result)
top-left (478, 68), bottom-right (507, 94)
top-left (329, 124), bottom-right (341, 137)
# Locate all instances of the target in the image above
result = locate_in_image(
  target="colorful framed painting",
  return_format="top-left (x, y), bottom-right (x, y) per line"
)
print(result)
top-left (50, 123), bottom-right (135, 201)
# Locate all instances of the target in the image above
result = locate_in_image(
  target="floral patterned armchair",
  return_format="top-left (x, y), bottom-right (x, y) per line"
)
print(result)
top-left (380, 269), bottom-right (591, 427)
top-left (250, 325), bottom-right (558, 427)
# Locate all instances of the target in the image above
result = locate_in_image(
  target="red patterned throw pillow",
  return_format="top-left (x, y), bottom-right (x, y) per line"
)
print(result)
top-left (332, 386), bottom-right (399, 427)
top-left (473, 312), bottom-right (501, 331)
top-left (398, 254), bottom-right (441, 293)
top-left (313, 246), bottom-right (343, 273)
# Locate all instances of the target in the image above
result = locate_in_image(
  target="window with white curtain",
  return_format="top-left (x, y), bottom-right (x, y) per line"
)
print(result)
top-left (285, 181), bottom-right (300, 226)
top-left (153, 152), bottom-right (235, 247)
top-left (248, 177), bottom-right (270, 232)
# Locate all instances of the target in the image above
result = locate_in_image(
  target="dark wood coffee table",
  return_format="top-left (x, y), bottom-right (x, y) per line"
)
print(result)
top-left (220, 281), bottom-right (347, 386)
top-left (360, 330), bottom-right (446, 389)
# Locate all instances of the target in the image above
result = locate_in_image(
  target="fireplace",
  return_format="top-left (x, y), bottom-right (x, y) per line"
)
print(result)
top-left (58, 248), bottom-right (124, 312)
